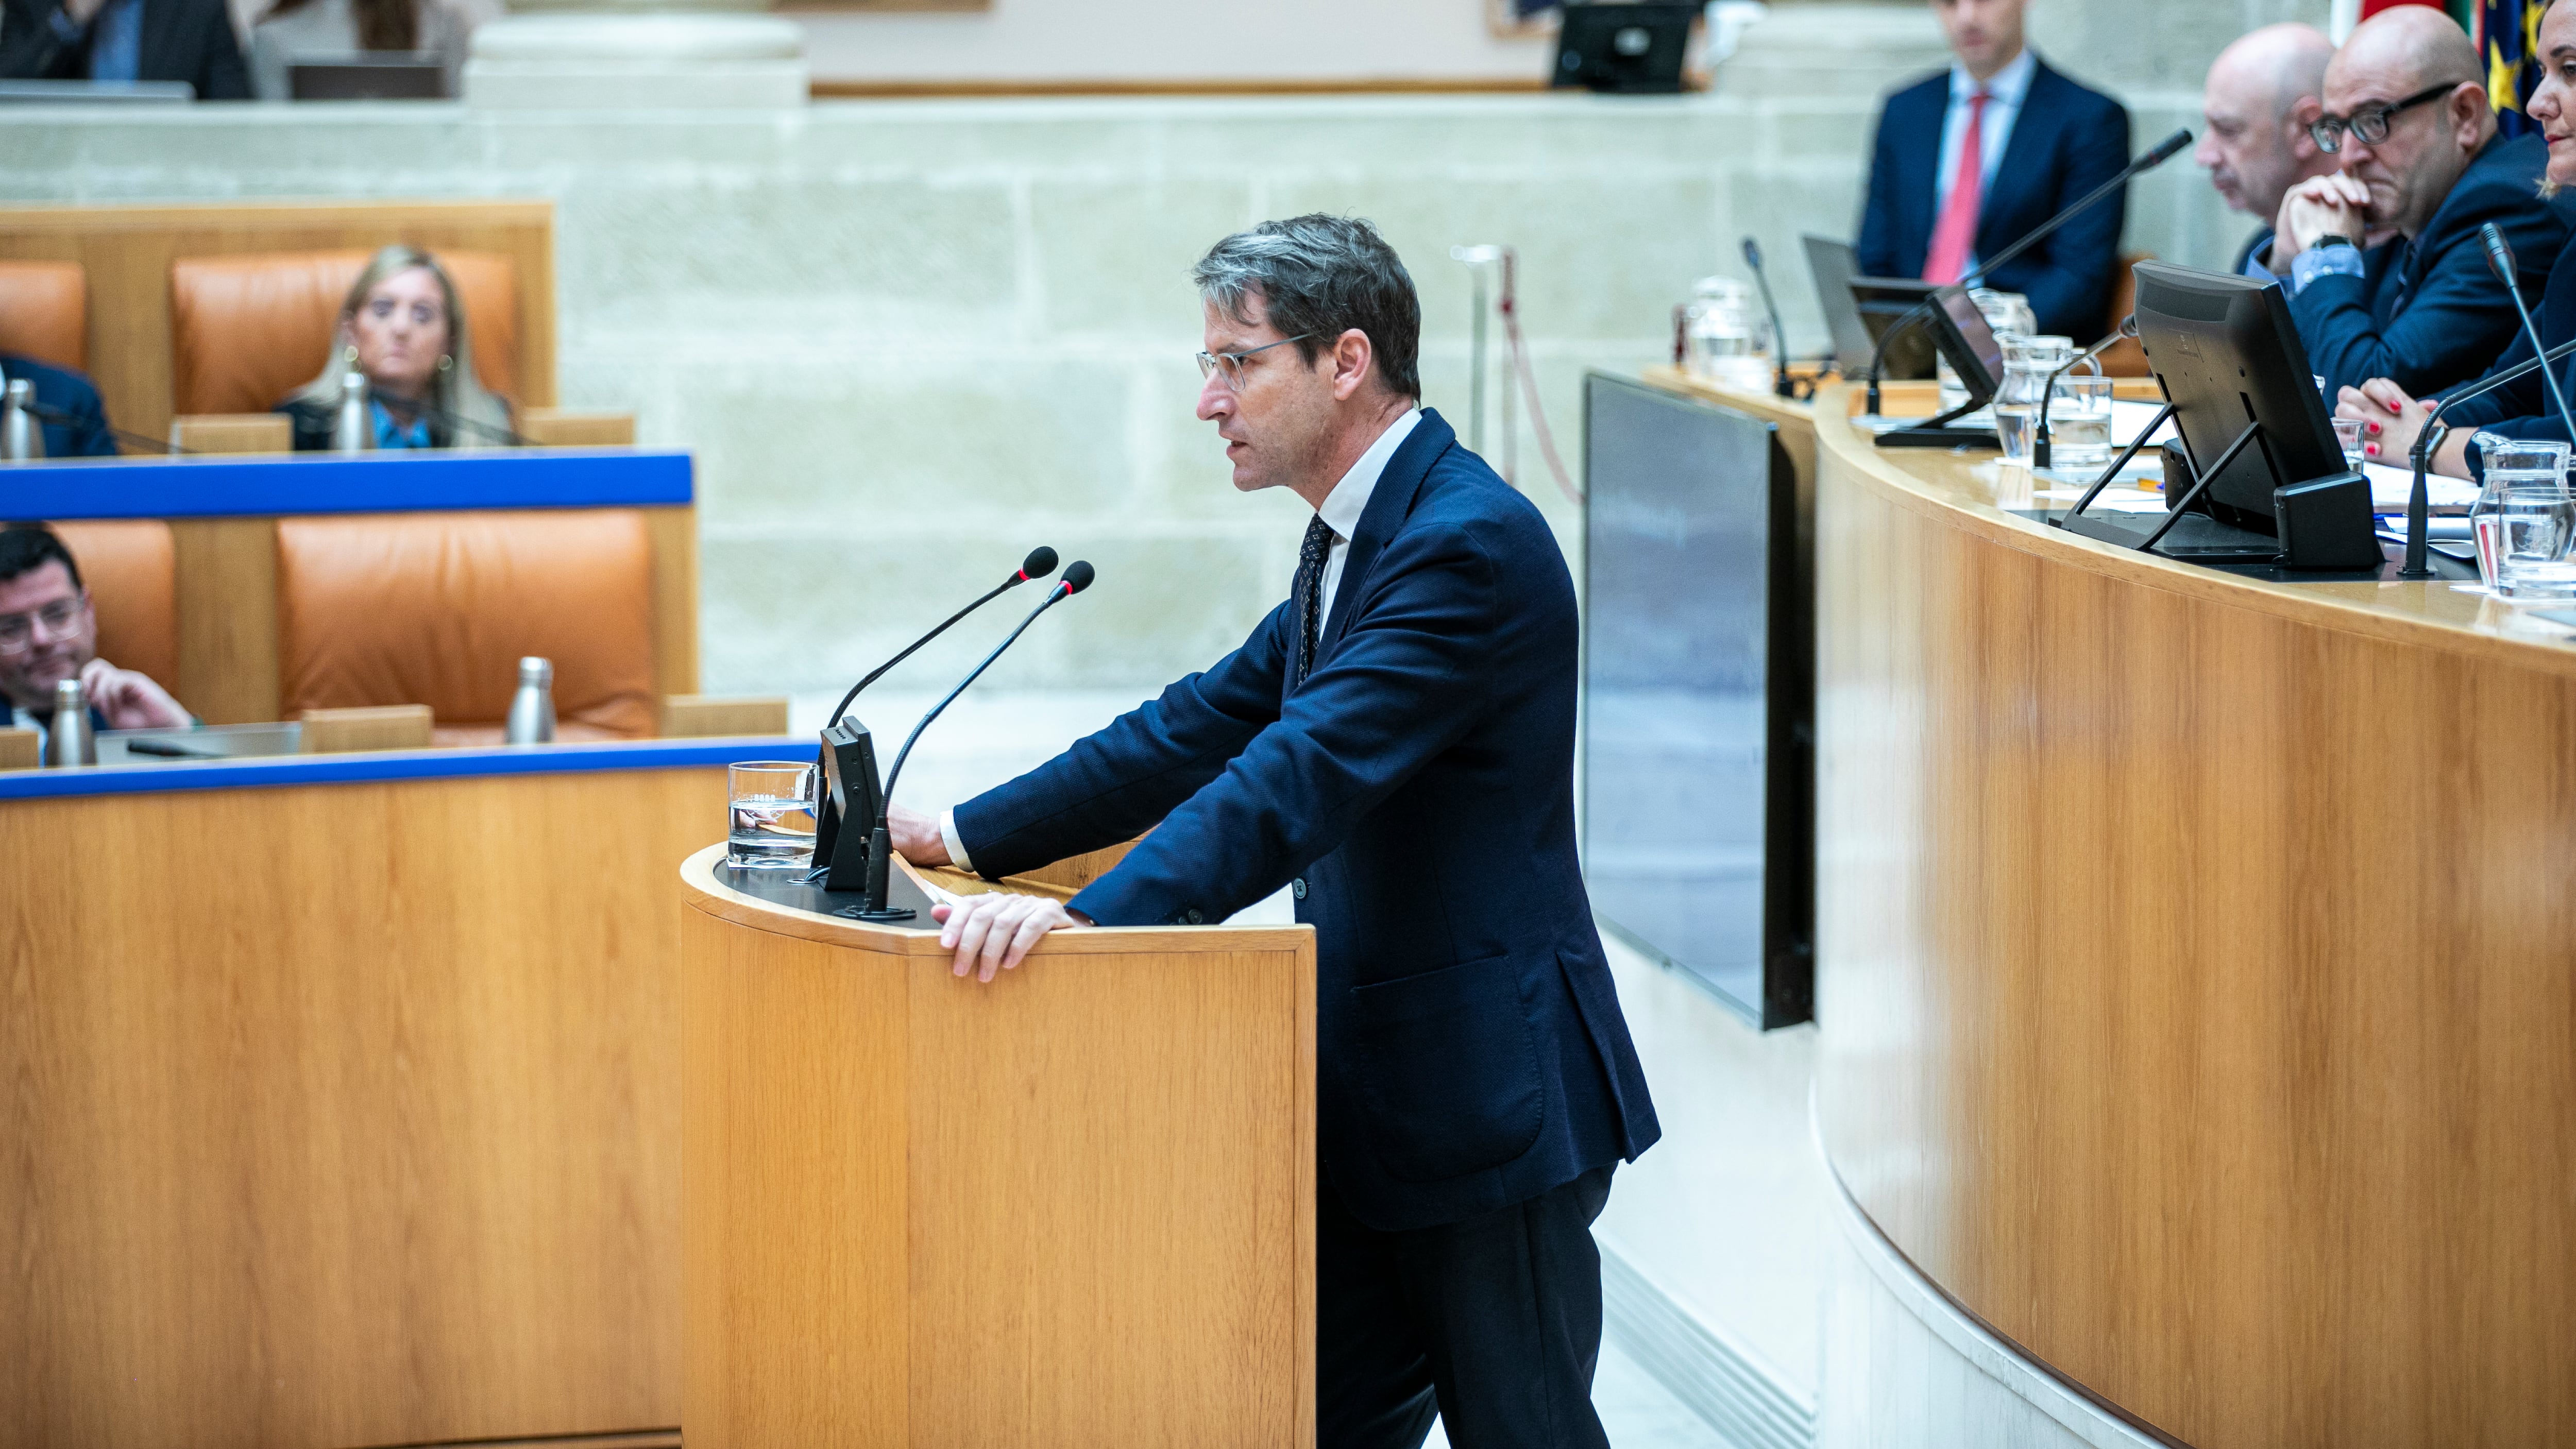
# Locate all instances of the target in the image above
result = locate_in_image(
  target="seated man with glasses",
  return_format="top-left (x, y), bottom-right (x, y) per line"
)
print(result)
top-left (0, 525), bottom-right (189, 746)
top-left (2273, 6), bottom-right (2575, 398)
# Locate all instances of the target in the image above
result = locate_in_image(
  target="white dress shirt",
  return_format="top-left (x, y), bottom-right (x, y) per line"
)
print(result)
top-left (1933, 48), bottom-right (2039, 237)
top-left (940, 407), bottom-right (1425, 875)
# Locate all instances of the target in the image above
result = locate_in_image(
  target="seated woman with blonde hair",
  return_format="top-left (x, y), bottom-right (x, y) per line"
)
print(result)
top-left (275, 245), bottom-right (515, 452)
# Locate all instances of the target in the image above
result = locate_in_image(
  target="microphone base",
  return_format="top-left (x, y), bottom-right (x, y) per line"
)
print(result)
top-left (845, 906), bottom-right (919, 923)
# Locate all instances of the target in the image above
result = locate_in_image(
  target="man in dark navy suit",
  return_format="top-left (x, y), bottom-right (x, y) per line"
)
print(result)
top-left (2195, 23), bottom-right (2336, 278)
top-left (1855, 0), bottom-right (2132, 340)
top-left (0, 353), bottom-right (118, 458)
top-left (0, 0), bottom-right (250, 99)
top-left (887, 215), bottom-right (1659, 1449)
top-left (2275, 6), bottom-right (2575, 399)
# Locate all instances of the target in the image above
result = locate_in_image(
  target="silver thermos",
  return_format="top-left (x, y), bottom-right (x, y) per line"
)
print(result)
top-left (43, 676), bottom-right (95, 766)
top-left (504, 656), bottom-right (556, 744)
top-left (332, 368), bottom-right (370, 453)
top-left (3, 377), bottom-right (44, 462)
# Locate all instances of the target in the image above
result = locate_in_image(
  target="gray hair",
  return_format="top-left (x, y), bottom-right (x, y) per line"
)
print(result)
top-left (1192, 215), bottom-right (1421, 400)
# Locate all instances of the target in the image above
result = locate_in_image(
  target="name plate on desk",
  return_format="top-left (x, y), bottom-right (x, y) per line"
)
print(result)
top-left (0, 448), bottom-right (693, 521)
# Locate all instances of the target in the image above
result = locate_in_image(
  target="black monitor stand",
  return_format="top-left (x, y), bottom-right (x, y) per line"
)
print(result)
top-left (2055, 402), bottom-right (2381, 569)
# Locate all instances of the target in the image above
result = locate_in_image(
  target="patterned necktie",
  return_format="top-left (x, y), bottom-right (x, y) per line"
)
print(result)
top-left (1291, 513), bottom-right (1334, 687)
top-left (1924, 89), bottom-right (1991, 286)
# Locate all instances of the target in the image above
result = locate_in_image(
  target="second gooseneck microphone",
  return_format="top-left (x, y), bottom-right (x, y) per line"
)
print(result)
top-left (2479, 221), bottom-right (2576, 446)
top-left (853, 560), bottom-right (1097, 920)
top-left (809, 545), bottom-right (1059, 889)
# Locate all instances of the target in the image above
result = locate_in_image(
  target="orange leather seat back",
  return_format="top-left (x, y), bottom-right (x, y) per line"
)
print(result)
top-left (0, 261), bottom-right (89, 373)
top-left (168, 249), bottom-right (521, 417)
top-left (48, 520), bottom-right (179, 690)
top-left (274, 510), bottom-right (656, 743)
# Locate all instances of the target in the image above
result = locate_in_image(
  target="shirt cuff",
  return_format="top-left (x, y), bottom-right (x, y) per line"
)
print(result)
top-left (2288, 242), bottom-right (2365, 296)
top-left (939, 807), bottom-right (975, 875)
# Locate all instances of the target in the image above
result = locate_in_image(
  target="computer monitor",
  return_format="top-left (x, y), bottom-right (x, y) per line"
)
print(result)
top-left (2133, 262), bottom-right (2349, 522)
top-left (1931, 286), bottom-right (2003, 396)
top-left (2077, 260), bottom-right (2378, 567)
top-left (1549, 2), bottom-right (1699, 93)
top-left (1849, 276), bottom-right (1939, 381)
top-left (1802, 235), bottom-right (1874, 363)
top-left (290, 57), bottom-right (446, 101)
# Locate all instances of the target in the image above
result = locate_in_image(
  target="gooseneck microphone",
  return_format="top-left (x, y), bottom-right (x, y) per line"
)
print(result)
top-left (1867, 128), bottom-right (2193, 417)
top-left (2394, 329), bottom-right (2576, 577)
top-left (851, 560), bottom-right (1097, 921)
top-left (807, 545), bottom-right (1059, 889)
top-left (2479, 221), bottom-right (2576, 445)
top-left (1740, 236), bottom-right (1796, 399)
top-left (19, 401), bottom-right (192, 456)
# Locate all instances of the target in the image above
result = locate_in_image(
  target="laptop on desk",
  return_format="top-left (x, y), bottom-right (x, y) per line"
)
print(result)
top-left (1803, 235), bottom-right (1936, 381)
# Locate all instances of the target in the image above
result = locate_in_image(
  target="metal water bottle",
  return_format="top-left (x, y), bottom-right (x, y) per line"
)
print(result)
top-left (332, 369), bottom-right (370, 453)
top-left (43, 677), bottom-right (94, 766)
top-left (504, 656), bottom-right (555, 744)
top-left (2, 378), bottom-right (44, 462)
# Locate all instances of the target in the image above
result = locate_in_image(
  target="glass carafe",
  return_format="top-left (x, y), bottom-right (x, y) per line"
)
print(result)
top-left (1993, 334), bottom-right (2075, 467)
top-left (1939, 288), bottom-right (2034, 413)
top-left (1681, 276), bottom-right (1771, 391)
top-left (2469, 435), bottom-right (2572, 588)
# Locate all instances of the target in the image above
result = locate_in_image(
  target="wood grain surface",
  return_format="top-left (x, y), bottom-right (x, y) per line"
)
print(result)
top-left (0, 766), bottom-right (729, 1447)
top-left (1794, 378), bottom-right (2576, 1448)
top-left (680, 845), bottom-right (1317, 1448)
top-left (0, 199), bottom-right (557, 442)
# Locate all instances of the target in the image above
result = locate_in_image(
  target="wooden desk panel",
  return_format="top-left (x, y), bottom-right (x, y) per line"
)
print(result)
top-left (0, 764), bottom-right (726, 1448)
top-left (680, 851), bottom-right (1317, 1449)
top-left (1798, 381), bottom-right (2576, 1447)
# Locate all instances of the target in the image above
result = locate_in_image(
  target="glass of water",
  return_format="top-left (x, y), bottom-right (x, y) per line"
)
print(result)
top-left (2331, 416), bottom-right (2365, 471)
top-left (727, 760), bottom-right (817, 870)
top-left (2470, 436), bottom-right (2571, 588)
top-left (2047, 373), bottom-right (2116, 469)
top-left (2492, 481), bottom-right (2576, 600)
top-left (1992, 334), bottom-right (2074, 467)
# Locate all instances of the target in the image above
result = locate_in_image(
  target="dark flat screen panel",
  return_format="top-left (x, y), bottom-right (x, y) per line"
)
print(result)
top-left (1581, 373), bottom-right (1810, 1027)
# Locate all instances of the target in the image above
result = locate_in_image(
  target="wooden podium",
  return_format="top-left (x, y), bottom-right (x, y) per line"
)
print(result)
top-left (677, 845), bottom-right (1317, 1447)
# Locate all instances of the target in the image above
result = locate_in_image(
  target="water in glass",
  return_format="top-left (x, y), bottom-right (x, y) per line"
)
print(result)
top-left (2494, 482), bottom-right (2576, 600)
top-left (727, 761), bottom-right (817, 870)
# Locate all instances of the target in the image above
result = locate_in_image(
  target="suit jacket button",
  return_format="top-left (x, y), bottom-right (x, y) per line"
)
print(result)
top-left (1184, 908), bottom-right (1204, 925)
top-left (1291, 878), bottom-right (1308, 899)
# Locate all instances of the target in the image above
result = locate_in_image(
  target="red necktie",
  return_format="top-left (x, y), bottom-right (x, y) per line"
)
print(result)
top-left (1923, 89), bottom-right (1990, 286)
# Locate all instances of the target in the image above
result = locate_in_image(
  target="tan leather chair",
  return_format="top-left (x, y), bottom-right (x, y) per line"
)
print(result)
top-left (168, 249), bottom-right (521, 418)
top-left (0, 260), bottom-right (89, 372)
top-left (48, 520), bottom-right (179, 690)
top-left (274, 510), bottom-right (656, 746)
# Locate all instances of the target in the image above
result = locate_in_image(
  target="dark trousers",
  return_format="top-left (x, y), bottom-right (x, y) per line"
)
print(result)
top-left (1316, 1164), bottom-right (1616, 1449)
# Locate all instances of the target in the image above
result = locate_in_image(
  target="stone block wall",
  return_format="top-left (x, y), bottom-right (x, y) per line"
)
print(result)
top-left (0, 0), bottom-right (2326, 697)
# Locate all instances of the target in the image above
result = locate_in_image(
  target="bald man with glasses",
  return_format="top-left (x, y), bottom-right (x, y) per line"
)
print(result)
top-left (2273, 6), bottom-right (2576, 397)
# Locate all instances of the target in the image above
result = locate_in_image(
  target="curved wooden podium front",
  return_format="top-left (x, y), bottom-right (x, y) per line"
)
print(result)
top-left (1783, 379), bottom-right (2576, 1448)
top-left (677, 846), bottom-right (1317, 1448)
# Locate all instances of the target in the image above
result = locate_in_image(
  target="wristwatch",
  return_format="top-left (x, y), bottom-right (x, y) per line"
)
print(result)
top-left (2314, 233), bottom-right (2357, 251)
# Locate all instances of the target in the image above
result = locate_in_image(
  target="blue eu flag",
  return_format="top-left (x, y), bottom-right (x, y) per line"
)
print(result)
top-left (2486, 0), bottom-right (2554, 137)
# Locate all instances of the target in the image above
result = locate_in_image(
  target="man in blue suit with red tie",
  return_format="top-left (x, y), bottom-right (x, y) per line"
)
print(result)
top-left (1856, 0), bottom-right (2132, 340)
top-left (888, 214), bottom-right (1659, 1448)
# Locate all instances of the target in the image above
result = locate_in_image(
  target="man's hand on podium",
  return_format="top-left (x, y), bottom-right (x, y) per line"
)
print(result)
top-left (887, 802), bottom-right (951, 867)
top-left (933, 891), bottom-right (1092, 983)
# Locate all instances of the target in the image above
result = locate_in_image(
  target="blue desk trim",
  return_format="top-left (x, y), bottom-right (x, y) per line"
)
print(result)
top-left (3, 449), bottom-right (692, 520)
top-left (0, 736), bottom-right (809, 801)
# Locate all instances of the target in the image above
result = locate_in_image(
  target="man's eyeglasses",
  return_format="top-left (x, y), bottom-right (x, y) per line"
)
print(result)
top-left (2309, 81), bottom-right (2462, 154)
top-left (1195, 335), bottom-right (1311, 390)
top-left (0, 593), bottom-right (84, 655)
